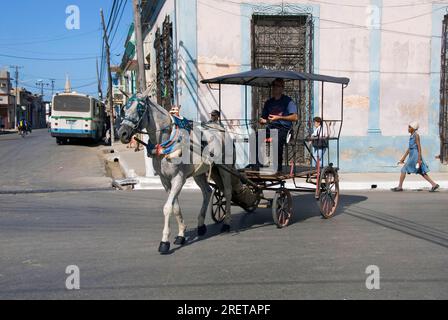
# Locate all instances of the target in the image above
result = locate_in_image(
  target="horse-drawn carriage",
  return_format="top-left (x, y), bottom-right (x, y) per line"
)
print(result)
top-left (118, 68), bottom-right (349, 254)
top-left (201, 69), bottom-right (350, 229)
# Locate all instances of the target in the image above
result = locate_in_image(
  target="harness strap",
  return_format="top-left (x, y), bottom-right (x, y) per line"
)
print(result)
top-left (147, 116), bottom-right (187, 157)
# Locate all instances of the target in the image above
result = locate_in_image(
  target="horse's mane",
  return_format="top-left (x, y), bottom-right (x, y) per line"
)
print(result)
top-left (147, 97), bottom-right (171, 120)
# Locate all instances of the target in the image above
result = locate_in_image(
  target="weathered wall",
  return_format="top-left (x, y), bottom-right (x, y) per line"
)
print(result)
top-left (143, 0), bottom-right (448, 172)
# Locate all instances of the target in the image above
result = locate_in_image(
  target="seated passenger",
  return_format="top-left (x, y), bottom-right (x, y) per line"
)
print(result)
top-left (309, 116), bottom-right (329, 168)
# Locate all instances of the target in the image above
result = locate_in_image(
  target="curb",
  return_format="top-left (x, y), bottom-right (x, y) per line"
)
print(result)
top-left (133, 177), bottom-right (448, 191)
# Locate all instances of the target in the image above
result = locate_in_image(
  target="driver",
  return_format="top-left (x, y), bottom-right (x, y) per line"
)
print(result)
top-left (259, 78), bottom-right (299, 173)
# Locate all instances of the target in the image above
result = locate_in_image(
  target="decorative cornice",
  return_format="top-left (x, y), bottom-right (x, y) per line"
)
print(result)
top-left (250, 3), bottom-right (314, 16)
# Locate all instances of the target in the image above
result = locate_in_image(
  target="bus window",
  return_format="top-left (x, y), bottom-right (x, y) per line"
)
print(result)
top-left (53, 95), bottom-right (90, 112)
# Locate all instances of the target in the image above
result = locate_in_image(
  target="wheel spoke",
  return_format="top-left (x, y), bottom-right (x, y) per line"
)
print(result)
top-left (328, 192), bottom-right (336, 205)
top-left (219, 206), bottom-right (225, 219)
top-left (278, 211), bottom-right (284, 225)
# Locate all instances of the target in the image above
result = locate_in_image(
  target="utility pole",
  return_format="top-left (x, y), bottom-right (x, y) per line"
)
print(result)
top-left (101, 8), bottom-right (115, 145)
top-left (132, 0), bottom-right (155, 177)
top-left (174, 0), bottom-right (179, 106)
top-left (49, 79), bottom-right (56, 98)
top-left (9, 65), bottom-right (23, 129)
top-left (96, 57), bottom-right (103, 100)
top-left (36, 80), bottom-right (49, 98)
top-left (133, 0), bottom-right (147, 93)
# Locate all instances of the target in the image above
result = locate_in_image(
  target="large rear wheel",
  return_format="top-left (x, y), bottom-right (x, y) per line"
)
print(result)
top-left (318, 166), bottom-right (340, 219)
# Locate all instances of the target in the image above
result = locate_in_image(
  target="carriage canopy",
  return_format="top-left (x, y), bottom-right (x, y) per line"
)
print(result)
top-left (201, 68), bottom-right (350, 87)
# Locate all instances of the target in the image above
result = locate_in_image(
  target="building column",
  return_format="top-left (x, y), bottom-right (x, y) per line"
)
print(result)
top-left (177, 0), bottom-right (198, 121)
top-left (368, 0), bottom-right (382, 136)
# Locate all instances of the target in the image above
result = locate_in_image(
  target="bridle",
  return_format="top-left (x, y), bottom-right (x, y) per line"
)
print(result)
top-left (122, 95), bottom-right (171, 138)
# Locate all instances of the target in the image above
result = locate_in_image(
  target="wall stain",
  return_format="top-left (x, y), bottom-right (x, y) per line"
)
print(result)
top-left (344, 95), bottom-right (369, 109)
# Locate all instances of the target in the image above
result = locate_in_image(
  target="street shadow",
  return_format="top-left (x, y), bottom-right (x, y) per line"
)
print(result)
top-left (232, 193), bottom-right (368, 232)
top-left (0, 134), bottom-right (39, 142)
top-left (345, 205), bottom-right (448, 249)
top-left (58, 138), bottom-right (106, 148)
top-left (168, 193), bottom-right (368, 254)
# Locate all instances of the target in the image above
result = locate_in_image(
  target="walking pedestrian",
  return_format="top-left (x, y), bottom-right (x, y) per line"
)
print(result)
top-left (391, 121), bottom-right (440, 192)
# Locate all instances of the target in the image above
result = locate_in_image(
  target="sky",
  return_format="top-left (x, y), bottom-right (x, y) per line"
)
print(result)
top-left (0, 0), bottom-right (133, 101)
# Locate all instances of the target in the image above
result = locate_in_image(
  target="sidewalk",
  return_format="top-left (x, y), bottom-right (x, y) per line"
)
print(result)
top-left (0, 129), bottom-right (17, 135)
top-left (111, 145), bottom-right (448, 191)
top-left (111, 142), bottom-right (146, 178)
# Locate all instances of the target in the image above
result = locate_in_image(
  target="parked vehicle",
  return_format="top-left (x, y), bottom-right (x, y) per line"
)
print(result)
top-left (50, 92), bottom-right (107, 145)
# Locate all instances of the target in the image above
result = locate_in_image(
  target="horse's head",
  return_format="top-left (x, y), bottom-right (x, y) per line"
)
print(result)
top-left (118, 94), bottom-right (148, 144)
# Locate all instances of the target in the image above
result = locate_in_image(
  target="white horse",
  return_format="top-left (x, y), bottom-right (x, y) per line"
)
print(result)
top-left (118, 93), bottom-right (234, 254)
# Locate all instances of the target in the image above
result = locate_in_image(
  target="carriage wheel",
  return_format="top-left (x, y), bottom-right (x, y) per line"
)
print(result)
top-left (211, 188), bottom-right (226, 224)
top-left (318, 166), bottom-right (340, 219)
top-left (272, 188), bottom-right (293, 229)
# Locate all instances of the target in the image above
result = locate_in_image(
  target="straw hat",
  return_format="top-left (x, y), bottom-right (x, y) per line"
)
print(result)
top-left (409, 121), bottom-right (419, 130)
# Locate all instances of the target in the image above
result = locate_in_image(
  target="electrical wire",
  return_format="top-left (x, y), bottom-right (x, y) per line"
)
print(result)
top-left (212, 0), bottom-right (448, 9)
top-left (110, 0), bottom-right (129, 47)
top-left (199, 0), bottom-right (446, 39)
top-left (19, 80), bottom-right (101, 92)
top-left (22, 73), bottom-right (97, 81)
top-left (0, 28), bottom-right (101, 47)
top-left (0, 53), bottom-right (98, 61)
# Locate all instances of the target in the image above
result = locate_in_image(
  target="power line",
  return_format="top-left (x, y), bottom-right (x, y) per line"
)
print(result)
top-left (100, 0), bottom-right (120, 97)
top-left (212, 0), bottom-right (448, 9)
top-left (110, 0), bottom-right (129, 47)
top-left (308, 0), bottom-right (444, 8)
top-left (22, 73), bottom-right (97, 81)
top-left (111, 24), bottom-right (131, 52)
top-left (35, 80), bottom-right (50, 97)
top-left (199, 0), bottom-right (446, 39)
top-left (106, 0), bottom-right (118, 34)
top-left (0, 46), bottom-right (100, 57)
top-left (0, 53), bottom-right (98, 62)
top-left (19, 80), bottom-right (100, 92)
top-left (108, 0), bottom-right (123, 36)
top-left (0, 28), bottom-right (101, 47)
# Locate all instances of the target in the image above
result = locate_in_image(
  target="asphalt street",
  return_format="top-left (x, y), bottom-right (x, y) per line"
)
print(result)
top-left (0, 129), bottom-right (111, 192)
top-left (0, 129), bottom-right (447, 300)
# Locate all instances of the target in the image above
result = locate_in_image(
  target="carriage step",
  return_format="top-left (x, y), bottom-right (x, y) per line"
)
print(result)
top-left (258, 201), bottom-right (272, 209)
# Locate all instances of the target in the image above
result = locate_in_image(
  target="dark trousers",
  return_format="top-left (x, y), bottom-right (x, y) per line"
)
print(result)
top-left (256, 126), bottom-right (289, 172)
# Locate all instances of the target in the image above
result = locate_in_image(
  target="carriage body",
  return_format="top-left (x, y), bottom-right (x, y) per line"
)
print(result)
top-left (201, 68), bottom-right (349, 228)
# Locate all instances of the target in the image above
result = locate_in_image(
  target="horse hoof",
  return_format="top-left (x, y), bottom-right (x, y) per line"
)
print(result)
top-left (198, 225), bottom-right (207, 237)
top-left (174, 236), bottom-right (186, 246)
top-left (158, 242), bottom-right (171, 254)
top-left (221, 224), bottom-right (231, 233)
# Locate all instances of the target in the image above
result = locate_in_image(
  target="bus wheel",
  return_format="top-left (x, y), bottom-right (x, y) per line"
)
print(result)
top-left (56, 138), bottom-right (67, 145)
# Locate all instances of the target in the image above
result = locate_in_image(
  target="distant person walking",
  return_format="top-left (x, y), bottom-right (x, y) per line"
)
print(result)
top-left (391, 121), bottom-right (440, 192)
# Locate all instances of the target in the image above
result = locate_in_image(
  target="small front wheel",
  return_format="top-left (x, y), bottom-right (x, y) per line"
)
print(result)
top-left (211, 187), bottom-right (226, 224)
top-left (272, 188), bottom-right (293, 228)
